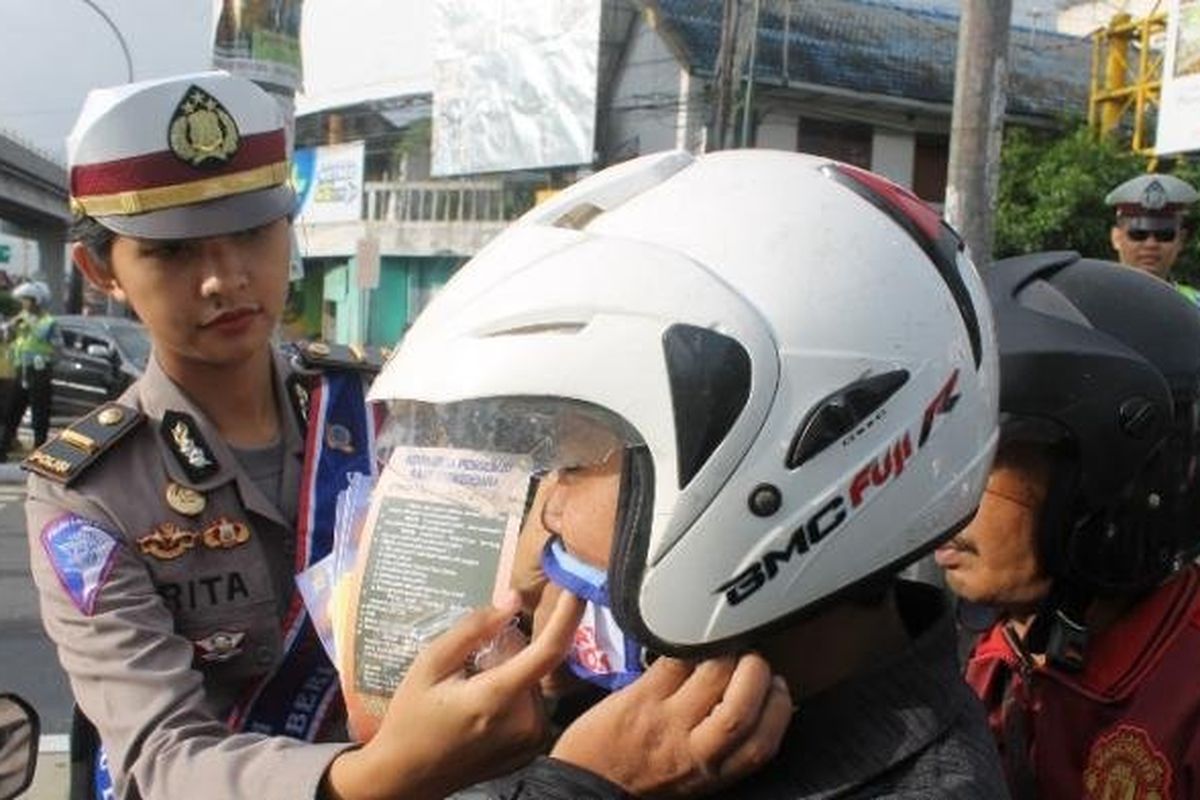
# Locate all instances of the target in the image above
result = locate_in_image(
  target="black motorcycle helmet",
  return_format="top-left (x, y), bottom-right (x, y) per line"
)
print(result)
top-left (986, 252), bottom-right (1200, 601)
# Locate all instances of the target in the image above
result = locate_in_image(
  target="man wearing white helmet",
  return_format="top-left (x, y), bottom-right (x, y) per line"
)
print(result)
top-left (0, 280), bottom-right (57, 456)
top-left (371, 150), bottom-right (1010, 797)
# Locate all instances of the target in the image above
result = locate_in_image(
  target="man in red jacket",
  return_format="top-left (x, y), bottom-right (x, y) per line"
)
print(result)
top-left (937, 252), bottom-right (1200, 799)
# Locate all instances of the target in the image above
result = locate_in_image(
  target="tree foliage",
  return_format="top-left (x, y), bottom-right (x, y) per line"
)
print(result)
top-left (995, 124), bottom-right (1200, 283)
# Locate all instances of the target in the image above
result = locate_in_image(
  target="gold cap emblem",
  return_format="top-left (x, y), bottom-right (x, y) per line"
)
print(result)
top-left (165, 482), bottom-right (206, 517)
top-left (168, 85), bottom-right (240, 168)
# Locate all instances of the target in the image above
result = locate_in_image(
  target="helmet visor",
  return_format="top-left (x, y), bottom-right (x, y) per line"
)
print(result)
top-left (377, 397), bottom-right (642, 478)
top-left (369, 395), bottom-right (648, 600)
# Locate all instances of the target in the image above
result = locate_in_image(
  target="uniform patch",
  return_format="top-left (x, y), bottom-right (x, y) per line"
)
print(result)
top-left (41, 515), bottom-right (120, 616)
top-left (1083, 724), bottom-right (1172, 800)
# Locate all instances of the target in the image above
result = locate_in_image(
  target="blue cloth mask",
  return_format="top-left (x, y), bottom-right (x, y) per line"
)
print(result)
top-left (540, 536), bottom-right (646, 690)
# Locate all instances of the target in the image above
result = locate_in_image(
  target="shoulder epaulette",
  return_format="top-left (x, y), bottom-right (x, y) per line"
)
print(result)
top-left (295, 341), bottom-right (390, 375)
top-left (22, 402), bottom-right (145, 485)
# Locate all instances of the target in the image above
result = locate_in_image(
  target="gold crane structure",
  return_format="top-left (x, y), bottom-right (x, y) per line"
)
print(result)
top-left (1089, 9), bottom-right (1168, 157)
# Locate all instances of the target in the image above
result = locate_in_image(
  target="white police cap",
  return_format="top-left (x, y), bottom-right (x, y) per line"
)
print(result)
top-left (67, 70), bottom-right (293, 240)
top-left (1105, 174), bottom-right (1198, 217)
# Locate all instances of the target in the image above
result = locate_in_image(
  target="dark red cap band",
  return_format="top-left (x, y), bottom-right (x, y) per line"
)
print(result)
top-left (70, 129), bottom-right (285, 198)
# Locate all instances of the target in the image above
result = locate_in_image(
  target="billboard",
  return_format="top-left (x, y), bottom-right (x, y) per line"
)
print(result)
top-left (293, 141), bottom-right (366, 225)
top-left (1157, 0), bottom-right (1200, 154)
top-left (431, 0), bottom-right (601, 176)
top-left (213, 0), bottom-right (305, 92)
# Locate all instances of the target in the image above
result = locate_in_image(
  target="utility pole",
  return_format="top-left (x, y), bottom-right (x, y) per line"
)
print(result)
top-left (711, 0), bottom-right (739, 150)
top-left (945, 0), bottom-right (1012, 269)
top-left (740, 0), bottom-right (762, 147)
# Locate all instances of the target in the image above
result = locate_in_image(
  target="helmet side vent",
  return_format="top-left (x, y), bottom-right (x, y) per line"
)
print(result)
top-left (552, 202), bottom-right (605, 230)
top-left (1013, 280), bottom-right (1092, 327)
top-left (788, 370), bottom-right (910, 468)
top-left (480, 321), bottom-right (588, 337)
top-left (663, 324), bottom-right (752, 489)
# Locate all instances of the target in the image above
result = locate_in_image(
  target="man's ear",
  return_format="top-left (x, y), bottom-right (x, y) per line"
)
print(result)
top-left (1110, 225), bottom-right (1123, 255)
top-left (71, 242), bottom-right (127, 304)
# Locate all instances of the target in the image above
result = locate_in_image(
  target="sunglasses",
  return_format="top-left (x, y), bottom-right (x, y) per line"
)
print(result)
top-left (1125, 227), bottom-right (1178, 243)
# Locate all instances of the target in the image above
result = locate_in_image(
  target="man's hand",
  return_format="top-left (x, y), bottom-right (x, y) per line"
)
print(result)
top-left (324, 590), bottom-right (584, 800)
top-left (550, 653), bottom-right (793, 797)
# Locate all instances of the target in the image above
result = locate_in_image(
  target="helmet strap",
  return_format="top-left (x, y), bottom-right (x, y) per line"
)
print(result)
top-left (1023, 582), bottom-right (1092, 672)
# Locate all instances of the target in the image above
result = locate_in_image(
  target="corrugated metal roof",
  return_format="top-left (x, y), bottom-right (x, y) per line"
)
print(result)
top-left (656, 0), bottom-right (1090, 119)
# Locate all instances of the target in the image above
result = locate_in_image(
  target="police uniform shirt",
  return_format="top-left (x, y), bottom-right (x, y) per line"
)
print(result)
top-left (24, 350), bottom-right (351, 799)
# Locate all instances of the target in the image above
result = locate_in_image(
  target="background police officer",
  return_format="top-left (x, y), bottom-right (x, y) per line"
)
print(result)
top-left (1106, 173), bottom-right (1200, 303)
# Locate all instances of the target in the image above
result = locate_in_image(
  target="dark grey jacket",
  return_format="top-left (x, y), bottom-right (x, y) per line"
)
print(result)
top-left (469, 581), bottom-right (1009, 799)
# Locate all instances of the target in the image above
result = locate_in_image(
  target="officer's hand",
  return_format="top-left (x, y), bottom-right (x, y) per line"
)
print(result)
top-left (549, 653), bottom-right (793, 797)
top-left (323, 589), bottom-right (583, 800)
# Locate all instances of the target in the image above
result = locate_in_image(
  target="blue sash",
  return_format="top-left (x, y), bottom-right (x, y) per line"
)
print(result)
top-left (228, 369), bottom-right (375, 736)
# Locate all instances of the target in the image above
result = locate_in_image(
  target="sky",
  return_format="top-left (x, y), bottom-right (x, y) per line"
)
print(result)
top-left (0, 0), bottom-right (434, 162)
top-left (0, 0), bottom-right (1081, 164)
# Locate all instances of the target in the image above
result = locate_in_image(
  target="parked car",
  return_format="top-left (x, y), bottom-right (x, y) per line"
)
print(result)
top-left (51, 315), bottom-right (149, 420)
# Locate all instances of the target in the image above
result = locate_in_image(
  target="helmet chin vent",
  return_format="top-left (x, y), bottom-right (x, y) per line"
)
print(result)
top-left (788, 370), bottom-right (910, 468)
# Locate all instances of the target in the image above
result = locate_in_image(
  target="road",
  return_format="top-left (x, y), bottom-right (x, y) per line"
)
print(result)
top-left (0, 480), bottom-right (74, 735)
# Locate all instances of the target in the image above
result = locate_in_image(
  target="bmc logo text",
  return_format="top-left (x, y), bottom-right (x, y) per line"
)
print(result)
top-left (715, 369), bottom-right (961, 607)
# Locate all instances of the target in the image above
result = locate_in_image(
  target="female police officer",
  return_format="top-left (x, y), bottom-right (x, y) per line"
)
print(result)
top-left (23, 70), bottom-right (589, 800)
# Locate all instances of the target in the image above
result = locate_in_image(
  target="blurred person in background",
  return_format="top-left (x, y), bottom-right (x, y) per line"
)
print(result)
top-left (0, 279), bottom-right (56, 456)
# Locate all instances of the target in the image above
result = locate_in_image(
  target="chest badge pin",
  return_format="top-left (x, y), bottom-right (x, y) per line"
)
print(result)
top-left (201, 517), bottom-right (251, 550)
top-left (165, 482), bottom-right (206, 516)
top-left (194, 630), bottom-right (246, 663)
top-left (325, 423), bottom-right (354, 454)
top-left (137, 523), bottom-right (197, 560)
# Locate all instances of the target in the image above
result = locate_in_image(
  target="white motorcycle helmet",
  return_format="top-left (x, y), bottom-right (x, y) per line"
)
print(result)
top-left (13, 281), bottom-right (50, 307)
top-left (369, 150), bottom-right (998, 656)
